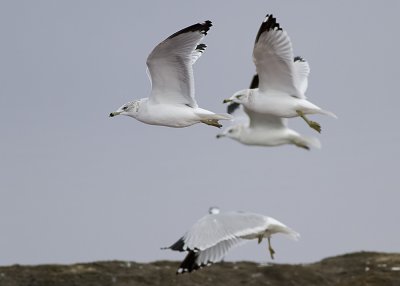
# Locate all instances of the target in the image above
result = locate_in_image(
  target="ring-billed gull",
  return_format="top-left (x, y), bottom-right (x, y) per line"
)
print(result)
top-left (163, 207), bottom-right (299, 274)
top-left (110, 21), bottom-right (231, 128)
top-left (217, 75), bottom-right (321, 150)
top-left (223, 14), bottom-right (336, 133)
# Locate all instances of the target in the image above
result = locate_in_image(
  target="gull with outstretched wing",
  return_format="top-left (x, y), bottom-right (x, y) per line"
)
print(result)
top-left (218, 75), bottom-right (321, 150)
top-left (223, 14), bottom-right (336, 133)
top-left (110, 21), bottom-right (231, 128)
top-left (164, 207), bottom-right (299, 274)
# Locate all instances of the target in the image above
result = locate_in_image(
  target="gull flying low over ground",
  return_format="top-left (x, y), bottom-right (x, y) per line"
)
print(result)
top-left (110, 21), bottom-right (231, 128)
top-left (223, 14), bottom-right (336, 133)
top-left (217, 75), bottom-right (321, 150)
top-left (163, 207), bottom-right (299, 274)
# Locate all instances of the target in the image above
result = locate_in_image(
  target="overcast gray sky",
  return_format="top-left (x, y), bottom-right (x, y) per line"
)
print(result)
top-left (1, 0), bottom-right (399, 266)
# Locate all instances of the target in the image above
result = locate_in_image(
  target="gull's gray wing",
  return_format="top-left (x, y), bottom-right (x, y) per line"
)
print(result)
top-left (293, 56), bottom-right (310, 95)
top-left (146, 21), bottom-right (212, 107)
top-left (253, 14), bottom-right (305, 98)
top-left (167, 212), bottom-right (270, 273)
top-left (182, 212), bottom-right (268, 251)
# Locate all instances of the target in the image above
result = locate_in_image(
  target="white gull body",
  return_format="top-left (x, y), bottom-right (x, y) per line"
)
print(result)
top-left (110, 21), bottom-right (231, 128)
top-left (218, 75), bottom-right (321, 150)
top-left (225, 14), bottom-right (336, 132)
top-left (164, 207), bottom-right (299, 274)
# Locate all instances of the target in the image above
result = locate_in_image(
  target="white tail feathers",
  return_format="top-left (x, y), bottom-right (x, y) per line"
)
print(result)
top-left (294, 136), bottom-right (321, 150)
top-left (282, 227), bottom-right (301, 241)
top-left (302, 136), bottom-right (321, 149)
top-left (267, 217), bottom-right (300, 241)
top-left (319, 109), bottom-right (338, 119)
top-left (198, 113), bottom-right (233, 121)
top-left (214, 113), bottom-right (233, 120)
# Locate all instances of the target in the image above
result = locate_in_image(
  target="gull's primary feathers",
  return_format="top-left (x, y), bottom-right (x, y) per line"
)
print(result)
top-left (223, 14), bottom-right (336, 133)
top-left (218, 75), bottom-right (321, 150)
top-left (110, 21), bottom-right (231, 128)
top-left (164, 208), bottom-right (299, 274)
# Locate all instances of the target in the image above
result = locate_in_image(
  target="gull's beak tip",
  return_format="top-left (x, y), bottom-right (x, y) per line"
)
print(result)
top-left (109, 111), bottom-right (121, 118)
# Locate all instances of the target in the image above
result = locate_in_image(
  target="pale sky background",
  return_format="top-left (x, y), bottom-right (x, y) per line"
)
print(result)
top-left (1, 1), bottom-right (399, 266)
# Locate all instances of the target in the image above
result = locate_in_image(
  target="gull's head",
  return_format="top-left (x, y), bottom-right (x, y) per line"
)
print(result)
top-left (109, 101), bottom-right (139, 118)
top-left (208, 206), bottom-right (220, 215)
top-left (216, 125), bottom-right (242, 140)
top-left (223, 90), bottom-right (250, 105)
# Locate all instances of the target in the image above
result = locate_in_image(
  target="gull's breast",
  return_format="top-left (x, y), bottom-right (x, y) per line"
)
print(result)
top-left (137, 103), bottom-right (199, 128)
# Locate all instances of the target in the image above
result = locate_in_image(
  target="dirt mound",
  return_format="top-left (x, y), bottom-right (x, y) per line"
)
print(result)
top-left (1, 252), bottom-right (399, 286)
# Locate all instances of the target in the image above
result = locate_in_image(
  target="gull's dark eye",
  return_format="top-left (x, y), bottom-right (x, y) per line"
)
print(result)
top-left (228, 129), bottom-right (234, 133)
top-left (122, 106), bottom-right (128, 111)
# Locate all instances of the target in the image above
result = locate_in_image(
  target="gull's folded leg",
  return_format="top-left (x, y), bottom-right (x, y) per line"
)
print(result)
top-left (296, 110), bottom-right (321, 133)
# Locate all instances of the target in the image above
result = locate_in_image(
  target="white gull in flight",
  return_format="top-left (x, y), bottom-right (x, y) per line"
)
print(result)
top-left (218, 75), bottom-right (320, 149)
top-left (163, 207), bottom-right (299, 274)
top-left (110, 21), bottom-right (231, 128)
top-left (223, 14), bottom-right (336, 133)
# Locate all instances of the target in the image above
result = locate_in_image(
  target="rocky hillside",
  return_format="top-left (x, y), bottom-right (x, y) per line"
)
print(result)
top-left (1, 252), bottom-right (399, 286)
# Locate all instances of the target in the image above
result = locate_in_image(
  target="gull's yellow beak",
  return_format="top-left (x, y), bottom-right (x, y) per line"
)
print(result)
top-left (223, 99), bottom-right (233, 104)
top-left (109, 111), bottom-right (122, 117)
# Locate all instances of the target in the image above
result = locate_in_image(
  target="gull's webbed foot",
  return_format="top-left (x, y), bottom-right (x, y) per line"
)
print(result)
top-left (269, 246), bottom-right (275, 260)
top-left (201, 119), bottom-right (222, 128)
top-left (308, 120), bottom-right (321, 133)
top-left (268, 237), bottom-right (275, 260)
top-left (296, 110), bottom-right (322, 133)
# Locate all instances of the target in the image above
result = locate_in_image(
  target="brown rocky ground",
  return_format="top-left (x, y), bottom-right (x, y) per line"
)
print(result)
top-left (1, 252), bottom-right (399, 286)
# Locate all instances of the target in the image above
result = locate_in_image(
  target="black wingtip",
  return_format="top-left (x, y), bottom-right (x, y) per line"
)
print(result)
top-left (176, 251), bottom-right (198, 274)
top-left (255, 14), bottom-right (282, 43)
top-left (176, 251), bottom-right (214, 275)
top-left (195, 43), bottom-right (207, 52)
top-left (294, 56), bottom-right (306, 62)
top-left (249, 74), bottom-right (259, 89)
top-left (168, 20), bottom-right (213, 39)
top-left (227, 102), bottom-right (240, 114)
top-left (168, 237), bottom-right (186, 252)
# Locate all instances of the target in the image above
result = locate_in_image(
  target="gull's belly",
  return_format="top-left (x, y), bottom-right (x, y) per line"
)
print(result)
top-left (137, 104), bottom-right (199, 128)
top-left (240, 129), bottom-right (291, 147)
top-left (241, 229), bottom-right (273, 240)
top-left (248, 95), bottom-right (300, 118)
